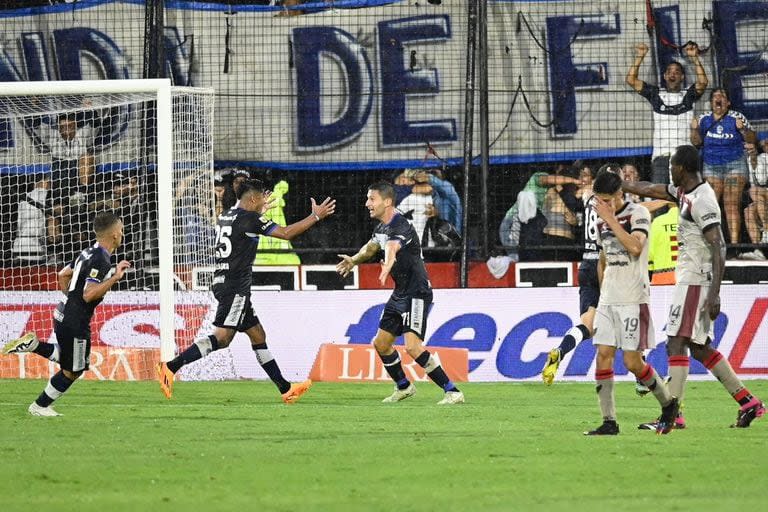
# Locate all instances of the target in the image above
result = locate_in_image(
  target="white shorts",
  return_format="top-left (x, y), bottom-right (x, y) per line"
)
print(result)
top-left (666, 283), bottom-right (713, 345)
top-left (593, 303), bottom-right (655, 351)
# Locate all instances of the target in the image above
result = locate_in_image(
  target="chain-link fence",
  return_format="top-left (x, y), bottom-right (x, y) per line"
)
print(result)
top-left (1, 0), bottom-right (767, 272)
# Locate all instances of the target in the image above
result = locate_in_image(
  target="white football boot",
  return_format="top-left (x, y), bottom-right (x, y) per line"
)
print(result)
top-left (28, 402), bottom-right (62, 417)
top-left (437, 391), bottom-right (465, 405)
top-left (382, 384), bottom-right (416, 403)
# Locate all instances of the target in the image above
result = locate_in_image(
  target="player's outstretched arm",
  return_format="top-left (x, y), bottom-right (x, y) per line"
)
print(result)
top-left (269, 197), bottom-right (336, 241)
top-left (621, 179), bottom-right (670, 200)
top-left (83, 260), bottom-right (131, 303)
top-left (336, 241), bottom-right (379, 278)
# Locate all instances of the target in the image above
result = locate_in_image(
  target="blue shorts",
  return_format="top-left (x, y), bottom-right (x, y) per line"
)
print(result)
top-left (578, 258), bottom-right (600, 315)
top-left (702, 156), bottom-right (748, 180)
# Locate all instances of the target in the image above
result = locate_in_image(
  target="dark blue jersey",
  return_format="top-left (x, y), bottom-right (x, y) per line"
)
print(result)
top-left (213, 207), bottom-right (277, 292)
top-left (582, 194), bottom-right (601, 259)
top-left (54, 243), bottom-right (113, 336)
top-left (372, 213), bottom-right (431, 296)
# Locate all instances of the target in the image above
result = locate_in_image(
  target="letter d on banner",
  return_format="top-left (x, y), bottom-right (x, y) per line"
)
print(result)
top-left (292, 27), bottom-right (373, 150)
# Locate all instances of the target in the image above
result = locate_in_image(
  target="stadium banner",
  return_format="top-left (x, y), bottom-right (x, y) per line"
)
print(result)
top-left (1, 285), bottom-right (766, 381)
top-left (1, 1), bottom-right (766, 170)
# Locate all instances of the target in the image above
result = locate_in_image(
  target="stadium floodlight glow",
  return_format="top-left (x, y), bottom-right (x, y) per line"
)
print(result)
top-left (0, 79), bottom-right (215, 378)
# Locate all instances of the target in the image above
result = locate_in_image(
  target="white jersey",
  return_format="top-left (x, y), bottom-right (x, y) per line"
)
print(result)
top-left (596, 202), bottom-right (651, 305)
top-left (639, 83), bottom-right (699, 159)
top-left (666, 182), bottom-right (721, 285)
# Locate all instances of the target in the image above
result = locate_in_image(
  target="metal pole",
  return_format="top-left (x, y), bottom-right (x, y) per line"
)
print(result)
top-left (478, 0), bottom-right (490, 260)
top-left (460, 0), bottom-right (478, 288)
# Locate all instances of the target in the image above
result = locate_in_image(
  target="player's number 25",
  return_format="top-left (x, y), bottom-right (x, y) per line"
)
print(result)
top-left (215, 225), bottom-right (233, 258)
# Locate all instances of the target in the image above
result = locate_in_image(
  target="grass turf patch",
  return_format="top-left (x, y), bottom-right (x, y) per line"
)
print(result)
top-left (1, 379), bottom-right (765, 511)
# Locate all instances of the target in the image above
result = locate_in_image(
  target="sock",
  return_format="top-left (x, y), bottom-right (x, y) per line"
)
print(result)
top-left (379, 351), bottom-right (410, 390)
top-left (167, 335), bottom-right (219, 373)
top-left (636, 363), bottom-right (673, 406)
top-left (595, 368), bottom-right (616, 421)
top-left (667, 355), bottom-right (689, 405)
top-left (35, 370), bottom-right (74, 407)
top-left (415, 350), bottom-right (459, 393)
top-left (703, 350), bottom-right (756, 406)
top-left (33, 342), bottom-right (60, 363)
top-left (558, 324), bottom-right (590, 356)
top-left (252, 343), bottom-right (291, 394)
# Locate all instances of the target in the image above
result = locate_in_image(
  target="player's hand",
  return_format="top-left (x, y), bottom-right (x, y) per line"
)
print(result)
top-left (260, 191), bottom-right (277, 214)
top-left (736, 118), bottom-right (745, 131)
top-left (701, 295), bottom-right (721, 321)
top-left (690, 117), bottom-right (699, 130)
top-left (336, 254), bottom-right (355, 277)
top-left (593, 196), bottom-right (614, 223)
top-left (311, 197), bottom-right (336, 221)
top-left (114, 260), bottom-right (132, 280)
top-left (634, 43), bottom-right (649, 57)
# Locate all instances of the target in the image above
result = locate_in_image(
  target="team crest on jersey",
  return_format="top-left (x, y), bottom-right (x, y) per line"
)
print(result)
top-left (89, 269), bottom-right (99, 278)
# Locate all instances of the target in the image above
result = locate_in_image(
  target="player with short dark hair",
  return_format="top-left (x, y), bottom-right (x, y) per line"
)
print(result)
top-left (585, 170), bottom-right (679, 435)
top-left (2, 211), bottom-right (131, 416)
top-left (157, 179), bottom-right (335, 403)
top-left (623, 145), bottom-right (765, 428)
top-left (336, 182), bottom-right (464, 404)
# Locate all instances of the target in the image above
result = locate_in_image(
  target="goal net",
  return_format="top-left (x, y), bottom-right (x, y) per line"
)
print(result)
top-left (0, 79), bottom-right (215, 382)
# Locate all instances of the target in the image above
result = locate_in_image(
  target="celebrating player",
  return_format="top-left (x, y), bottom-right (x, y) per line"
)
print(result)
top-left (585, 171), bottom-right (679, 435)
top-left (2, 212), bottom-right (131, 416)
top-left (156, 179), bottom-right (335, 403)
top-left (622, 145), bottom-right (765, 428)
top-left (336, 182), bottom-right (464, 404)
top-left (541, 163), bottom-right (612, 385)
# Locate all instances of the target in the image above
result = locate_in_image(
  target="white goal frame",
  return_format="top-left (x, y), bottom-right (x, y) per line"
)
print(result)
top-left (0, 78), bottom-right (181, 363)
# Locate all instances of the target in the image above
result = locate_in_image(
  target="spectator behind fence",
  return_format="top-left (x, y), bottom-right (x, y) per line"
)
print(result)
top-left (396, 170), bottom-right (434, 245)
top-left (626, 42), bottom-right (707, 183)
top-left (27, 112), bottom-right (97, 263)
top-left (540, 163), bottom-right (582, 261)
top-left (498, 164), bottom-right (580, 261)
top-left (422, 203), bottom-right (461, 262)
top-left (421, 168), bottom-right (463, 234)
top-left (690, 88), bottom-right (757, 249)
top-left (742, 136), bottom-right (768, 260)
top-left (12, 175), bottom-right (51, 265)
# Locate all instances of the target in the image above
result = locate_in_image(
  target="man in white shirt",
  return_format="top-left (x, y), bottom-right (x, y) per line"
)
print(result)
top-left (626, 42), bottom-right (708, 184)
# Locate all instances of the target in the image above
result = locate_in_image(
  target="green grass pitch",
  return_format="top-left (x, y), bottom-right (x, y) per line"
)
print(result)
top-left (1, 379), bottom-right (765, 512)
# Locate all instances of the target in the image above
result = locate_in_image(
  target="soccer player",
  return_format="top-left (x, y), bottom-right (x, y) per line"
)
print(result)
top-left (156, 180), bottom-right (334, 403)
top-left (336, 182), bottom-right (464, 404)
top-left (584, 171), bottom-right (679, 435)
top-left (2, 212), bottom-right (131, 416)
top-left (541, 163), bottom-right (613, 385)
top-left (623, 145), bottom-right (765, 428)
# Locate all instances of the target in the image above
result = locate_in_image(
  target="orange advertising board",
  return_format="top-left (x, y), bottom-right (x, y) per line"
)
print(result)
top-left (309, 343), bottom-right (468, 383)
top-left (0, 348), bottom-right (159, 380)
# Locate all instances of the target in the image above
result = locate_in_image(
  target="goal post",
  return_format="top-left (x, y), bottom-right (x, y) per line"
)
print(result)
top-left (0, 79), bottom-right (215, 380)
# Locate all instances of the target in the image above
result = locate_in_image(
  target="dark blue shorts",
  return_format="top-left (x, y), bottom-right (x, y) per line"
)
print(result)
top-left (379, 291), bottom-right (433, 339)
top-left (54, 320), bottom-right (90, 373)
top-left (212, 285), bottom-right (261, 332)
top-left (578, 258), bottom-right (600, 315)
